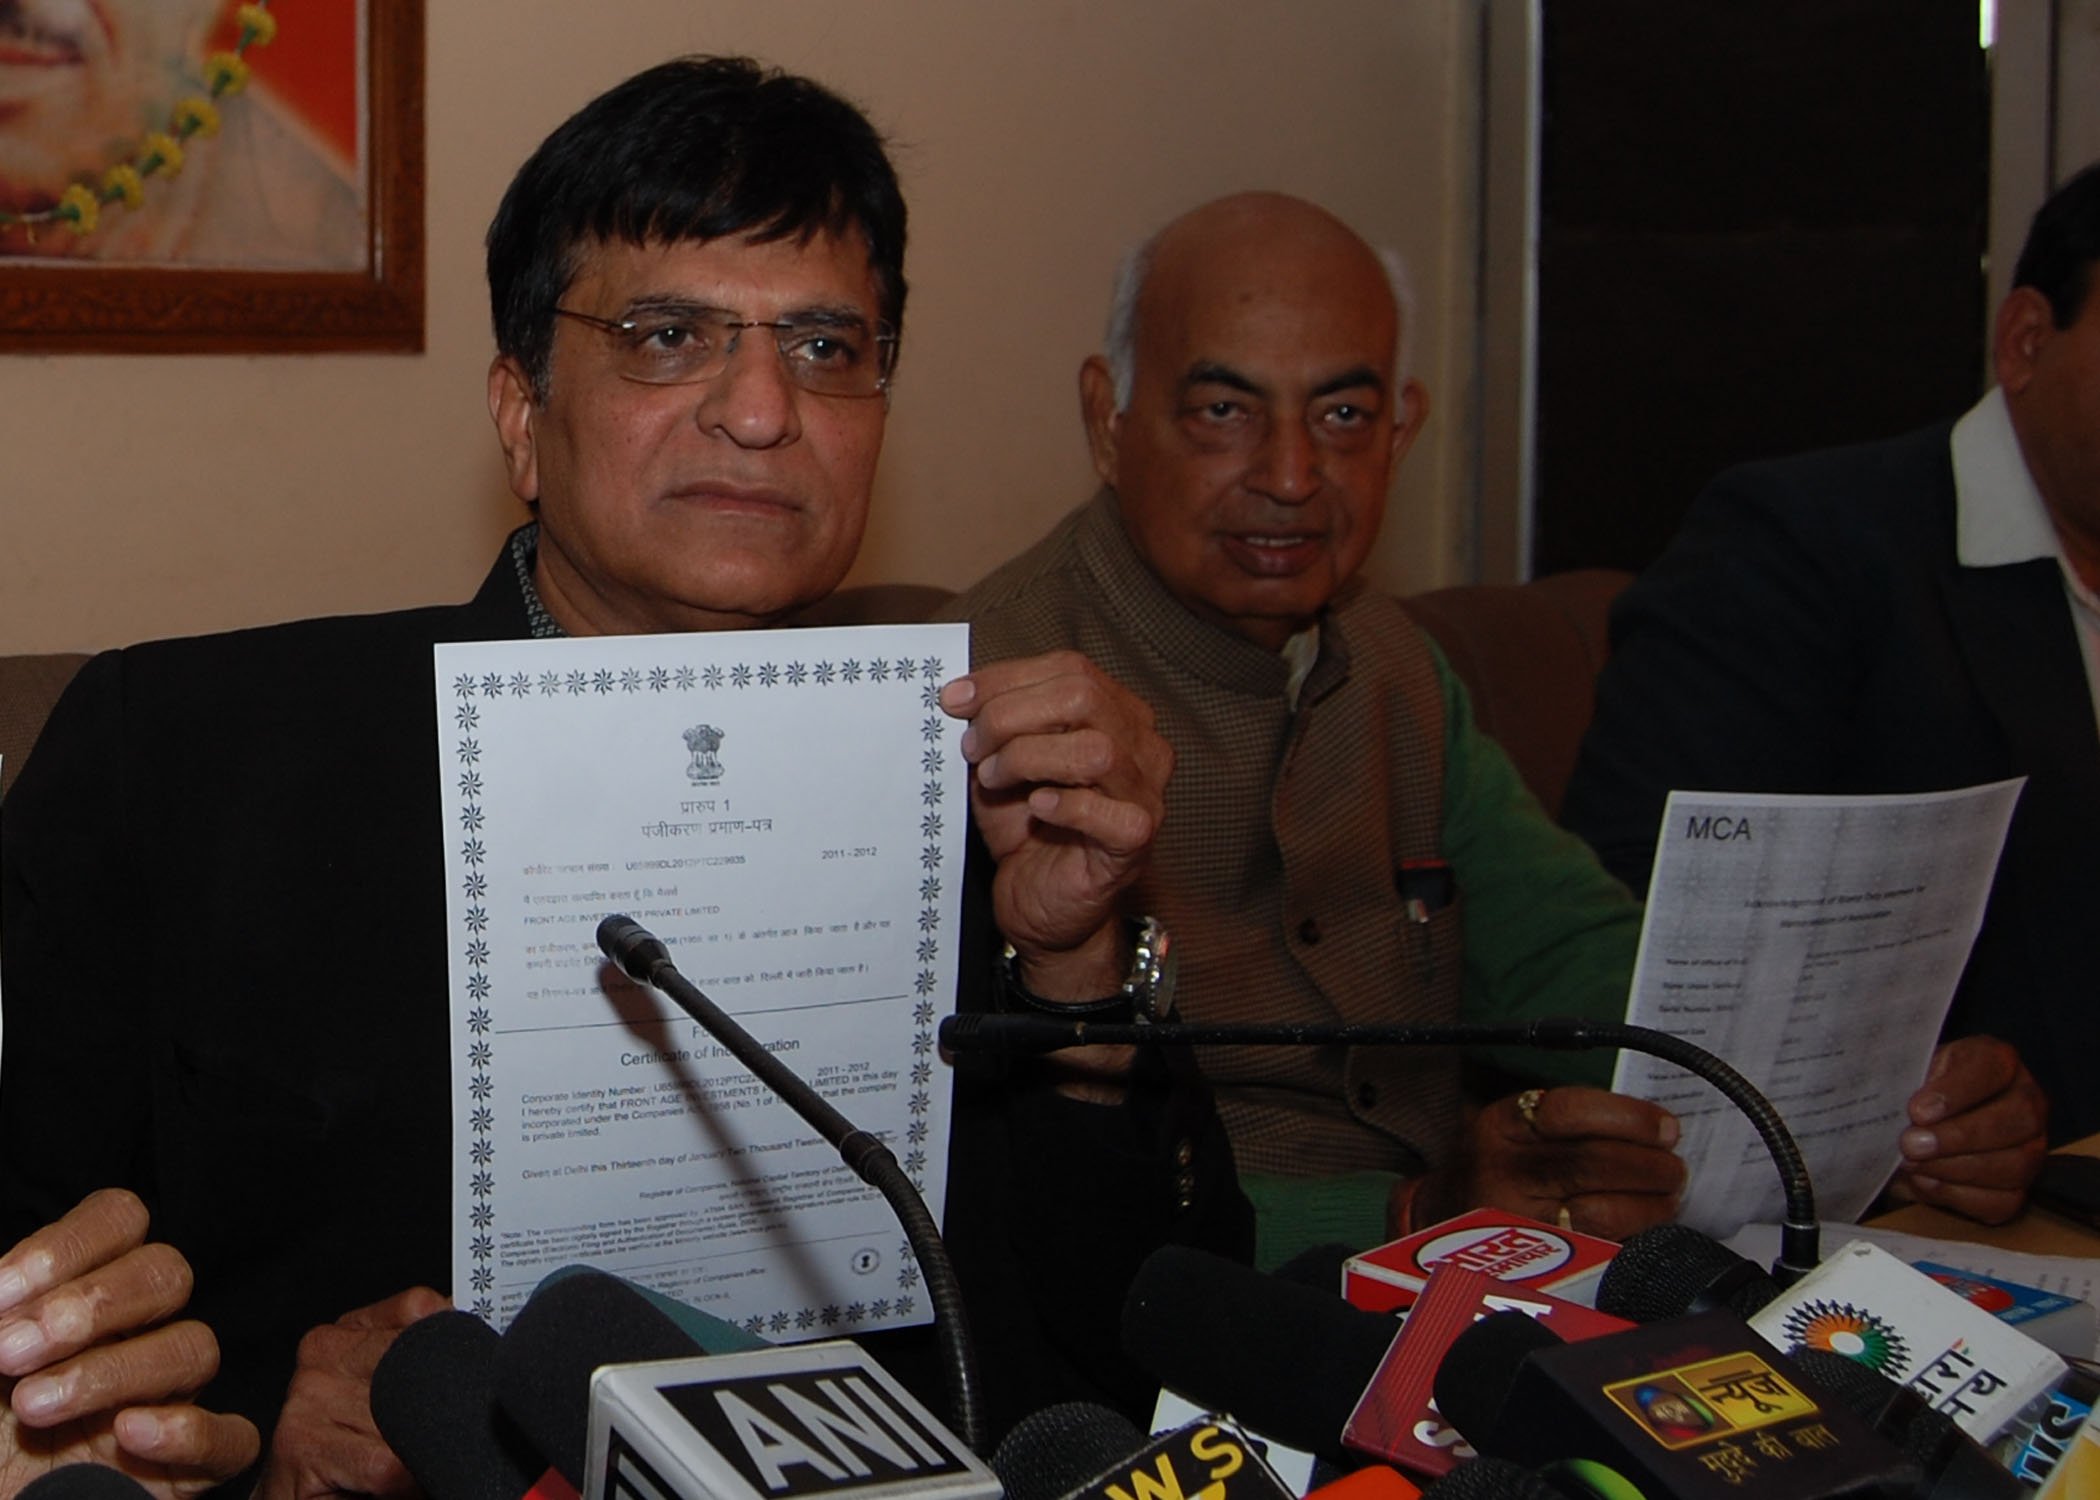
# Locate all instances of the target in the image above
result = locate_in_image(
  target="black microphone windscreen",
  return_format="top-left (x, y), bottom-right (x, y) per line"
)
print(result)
top-left (495, 1268), bottom-right (706, 1485)
top-left (1789, 1347), bottom-right (1924, 1433)
top-left (1416, 1455), bottom-right (1567, 1499)
top-left (1119, 1246), bottom-right (1397, 1461)
top-left (15, 1469), bottom-right (155, 1500)
top-left (372, 1309), bottom-right (546, 1500)
top-left (1594, 1223), bottom-right (1780, 1323)
top-left (1268, 1243), bottom-right (1356, 1293)
top-left (1429, 1311), bottom-right (1565, 1447)
top-left (1789, 1348), bottom-right (2022, 1499)
top-left (991, 1402), bottom-right (1147, 1500)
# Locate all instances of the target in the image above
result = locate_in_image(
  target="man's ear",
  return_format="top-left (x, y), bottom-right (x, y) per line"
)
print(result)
top-left (1995, 286), bottom-right (2055, 397)
top-left (1388, 377), bottom-right (1431, 469)
top-left (488, 355), bottom-right (542, 505)
top-left (1078, 355), bottom-right (1123, 489)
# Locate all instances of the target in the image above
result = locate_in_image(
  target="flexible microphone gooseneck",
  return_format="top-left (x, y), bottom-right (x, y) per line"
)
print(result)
top-left (596, 914), bottom-right (985, 1453)
top-left (942, 1011), bottom-right (1820, 1281)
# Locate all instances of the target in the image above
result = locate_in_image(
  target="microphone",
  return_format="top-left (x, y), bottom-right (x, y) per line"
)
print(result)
top-left (1000, 1413), bottom-right (1296, 1500)
top-left (990, 1403), bottom-right (1147, 1500)
top-left (941, 1012), bottom-right (1820, 1281)
top-left (1415, 1456), bottom-right (1582, 1498)
top-left (496, 1269), bottom-right (709, 1487)
top-left (1596, 1225), bottom-right (1781, 1324)
top-left (496, 1265), bottom-right (998, 1500)
top-left (1433, 1309), bottom-right (1918, 1499)
top-left (1120, 1245), bottom-right (1401, 1464)
top-left (1787, 1348), bottom-right (2022, 1500)
top-left (596, 914), bottom-right (984, 1450)
top-left (532, 1263), bottom-right (768, 1357)
top-left (14, 1470), bottom-right (155, 1500)
top-left (371, 1308), bottom-right (574, 1500)
top-left (1272, 1243), bottom-right (1357, 1293)
top-left (598, 917), bottom-right (673, 980)
top-left (1747, 1241), bottom-right (2066, 1444)
top-left (1342, 1260), bottom-right (1634, 1483)
top-left (1308, 1466), bottom-right (1424, 1500)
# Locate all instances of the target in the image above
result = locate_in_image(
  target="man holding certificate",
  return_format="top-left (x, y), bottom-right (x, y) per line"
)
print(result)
top-left (0, 56), bottom-right (1249, 1498)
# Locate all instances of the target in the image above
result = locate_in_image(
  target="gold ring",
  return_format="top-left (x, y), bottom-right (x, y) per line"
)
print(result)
top-left (1515, 1087), bottom-right (1545, 1131)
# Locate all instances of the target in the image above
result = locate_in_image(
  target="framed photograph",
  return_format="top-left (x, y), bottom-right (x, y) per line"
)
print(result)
top-left (0, 0), bottom-right (423, 353)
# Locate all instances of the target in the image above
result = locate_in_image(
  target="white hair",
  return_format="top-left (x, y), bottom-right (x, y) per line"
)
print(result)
top-left (1102, 228), bottom-right (1416, 411)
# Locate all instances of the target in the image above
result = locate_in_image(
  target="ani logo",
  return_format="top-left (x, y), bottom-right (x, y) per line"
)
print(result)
top-left (1779, 1298), bottom-right (1911, 1376)
top-left (683, 724), bottom-right (726, 785)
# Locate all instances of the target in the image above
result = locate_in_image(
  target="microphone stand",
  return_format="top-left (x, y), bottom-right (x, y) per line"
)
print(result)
top-left (599, 916), bottom-right (987, 1453)
top-left (942, 1011), bottom-right (1821, 1283)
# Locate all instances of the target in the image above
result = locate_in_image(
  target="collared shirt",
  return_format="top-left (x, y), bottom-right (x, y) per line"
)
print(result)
top-left (507, 522), bottom-right (567, 640)
top-left (1280, 625), bottom-right (1320, 711)
top-left (1951, 387), bottom-right (2100, 736)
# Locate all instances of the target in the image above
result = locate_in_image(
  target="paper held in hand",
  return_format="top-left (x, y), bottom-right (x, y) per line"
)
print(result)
top-left (1611, 780), bottom-right (2023, 1237)
top-left (434, 623), bottom-right (970, 1339)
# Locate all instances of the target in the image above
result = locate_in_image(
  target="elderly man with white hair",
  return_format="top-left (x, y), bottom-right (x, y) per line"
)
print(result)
top-left (941, 191), bottom-right (1685, 1265)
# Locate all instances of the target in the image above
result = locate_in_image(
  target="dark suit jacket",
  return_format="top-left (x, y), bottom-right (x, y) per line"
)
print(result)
top-left (0, 548), bottom-right (1249, 1447)
top-left (1562, 422), bottom-right (2100, 1141)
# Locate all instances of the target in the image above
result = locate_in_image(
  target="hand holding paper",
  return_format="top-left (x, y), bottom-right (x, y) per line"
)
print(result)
top-left (1895, 1036), bottom-right (2048, 1223)
top-left (941, 649), bottom-right (1170, 998)
top-left (1611, 781), bottom-right (2023, 1236)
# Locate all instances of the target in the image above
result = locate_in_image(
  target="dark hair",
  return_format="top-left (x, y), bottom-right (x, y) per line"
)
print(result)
top-left (487, 56), bottom-right (907, 398)
top-left (2013, 160), bottom-right (2100, 328)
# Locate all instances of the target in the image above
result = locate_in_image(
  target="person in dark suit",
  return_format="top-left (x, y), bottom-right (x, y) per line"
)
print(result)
top-left (0, 56), bottom-right (1246, 1497)
top-left (1562, 166), bottom-right (2100, 1206)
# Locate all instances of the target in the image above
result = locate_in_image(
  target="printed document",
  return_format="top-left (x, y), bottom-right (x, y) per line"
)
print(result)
top-left (1612, 781), bottom-right (2022, 1236)
top-left (435, 625), bottom-right (968, 1339)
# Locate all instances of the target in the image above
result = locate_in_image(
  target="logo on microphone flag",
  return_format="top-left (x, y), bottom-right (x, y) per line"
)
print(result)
top-left (1341, 1264), bottom-right (1632, 1479)
top-left (1600, 1353), bottom-right (1820, 1451)
top-left (584, 1341), bottom-right (998, 1500)
top-left (1343, 1209), bottom-right (1618, 1314)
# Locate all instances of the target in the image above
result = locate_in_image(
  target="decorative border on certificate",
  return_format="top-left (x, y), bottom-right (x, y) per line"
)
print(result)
top-left (441, 638), bottom-right (959, 1330)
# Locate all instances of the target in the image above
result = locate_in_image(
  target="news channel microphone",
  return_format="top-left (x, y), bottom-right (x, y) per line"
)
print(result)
top-left (1119, 1245), bottom-right (1403, 1466)
top-left (993, 1404), bottom-right (1305, 1500)
top-left (496, 1269), bottom-right (713, 1488)
top-left (1787, 1348), bottom-right (2023, 1500)
top-left (941, 1011), bottom-right (1820, 1280)
top-left (496, 1266), bottom-right (997, 1500)
top-left (371, 1307), bottom-right (570, 1500)
top-left (1432, 1309), bottom-right (1917, 1499)
top-left (1414, 1454), bottom-right (1634, 1498)
top-left (1747, 1242), bottom-right (2066, 1446)
top-left (596, 914), bottom-right (983, 1450)
top-left (1595, 1225), bottom-right (1781, 1324)
top-left (990, 1403), bottom-right (1147, 1500)
top-left (1306, 1466), bottom-right (1425, 1500)
top-left (1598, 1231), bottom-right (2023, 1498)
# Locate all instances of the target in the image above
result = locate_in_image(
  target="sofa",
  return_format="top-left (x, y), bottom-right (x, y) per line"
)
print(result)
top-left (1398, 568), bottom-right (1630, 820)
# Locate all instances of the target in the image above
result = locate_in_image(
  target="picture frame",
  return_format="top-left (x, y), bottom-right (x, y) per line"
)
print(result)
top-left (0, 0), bottom-right (425, 354)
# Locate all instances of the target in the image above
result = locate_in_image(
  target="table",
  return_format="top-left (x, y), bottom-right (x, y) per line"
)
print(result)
top-left (1867, 1134), bottom-right (2100, 1258)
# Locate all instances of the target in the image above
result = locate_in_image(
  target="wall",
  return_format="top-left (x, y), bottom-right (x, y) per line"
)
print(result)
top-left (0, 2), bottom-right (1476, 655)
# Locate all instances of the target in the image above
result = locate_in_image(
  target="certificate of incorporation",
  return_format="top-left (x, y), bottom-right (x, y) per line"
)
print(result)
top-left (433, 623), bottom-right (969, 1339)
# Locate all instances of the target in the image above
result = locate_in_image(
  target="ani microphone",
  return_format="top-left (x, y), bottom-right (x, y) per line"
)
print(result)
top-left (371, 1308), bottom-right (572, 1500)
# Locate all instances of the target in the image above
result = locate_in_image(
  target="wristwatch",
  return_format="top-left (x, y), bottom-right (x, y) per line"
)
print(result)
top-left (996, 915), bottom-right (1175, 1024)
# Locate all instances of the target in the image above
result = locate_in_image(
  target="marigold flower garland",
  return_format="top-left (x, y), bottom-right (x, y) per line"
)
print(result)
top-left (1, 3), bottom-right (278, 242)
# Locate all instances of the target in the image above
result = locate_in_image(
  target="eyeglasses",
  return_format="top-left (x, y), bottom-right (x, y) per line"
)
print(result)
top-left (552, 305), bottom-right (896, 398)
